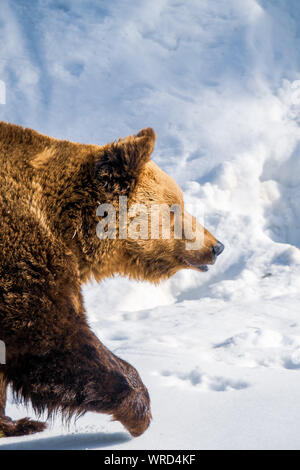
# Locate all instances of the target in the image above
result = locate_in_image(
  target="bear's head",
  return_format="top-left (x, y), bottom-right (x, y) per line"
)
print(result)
top-left (76, 128), bottom-right (224, 283)
top-left (29, 126), bottom-right (224, 283)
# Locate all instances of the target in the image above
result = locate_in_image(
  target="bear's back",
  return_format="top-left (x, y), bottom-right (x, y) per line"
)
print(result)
top-left (0, 122), bottom-right (63, 269)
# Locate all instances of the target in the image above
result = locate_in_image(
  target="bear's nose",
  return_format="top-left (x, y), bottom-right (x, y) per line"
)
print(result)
top-left (212, 241), bottom-right (224, 257)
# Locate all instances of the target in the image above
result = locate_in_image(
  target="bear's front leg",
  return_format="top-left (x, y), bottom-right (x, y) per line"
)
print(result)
top-left (0, 370), bottom-right (46, 437)
top-left (4, 329), bottom-right (151, 438)
top-left (1, 250), bottom-right (151, 438)
top-left (91, 340), bottom-right (152, 437)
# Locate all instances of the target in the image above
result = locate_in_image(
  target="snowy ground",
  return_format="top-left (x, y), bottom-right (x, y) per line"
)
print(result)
top-left (1, 0), bottom-right (300, 450)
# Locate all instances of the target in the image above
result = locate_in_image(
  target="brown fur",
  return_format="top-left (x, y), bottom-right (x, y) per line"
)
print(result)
top-left (0, 122), bottom-right (221, 438)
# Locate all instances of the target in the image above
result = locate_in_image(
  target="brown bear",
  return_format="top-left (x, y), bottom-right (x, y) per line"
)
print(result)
top-left (0, 122), bottom-right (224, 438)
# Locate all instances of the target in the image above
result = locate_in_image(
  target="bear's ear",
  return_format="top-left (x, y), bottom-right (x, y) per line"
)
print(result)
top-left (94, 127), bottom-right (156, 194)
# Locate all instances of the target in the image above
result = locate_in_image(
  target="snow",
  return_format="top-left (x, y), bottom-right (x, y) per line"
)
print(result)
top-left (1, 0), bottom-right (300, 450)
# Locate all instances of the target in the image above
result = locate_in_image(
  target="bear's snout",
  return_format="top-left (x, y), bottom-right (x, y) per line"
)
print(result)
top-left (182, 237), bottom-right (224, 273)
top-left (212, 241), bottom-right (225, 258)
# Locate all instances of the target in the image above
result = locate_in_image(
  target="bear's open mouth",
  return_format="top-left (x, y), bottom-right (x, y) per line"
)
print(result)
top-left (183, 259), bottom-right (209, 272)
top-left (198, 265), bottom-right (209, 272)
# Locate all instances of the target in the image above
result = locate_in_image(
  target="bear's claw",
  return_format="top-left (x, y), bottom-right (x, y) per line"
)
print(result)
top-left (0, 416), bottom-right (47, 437)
